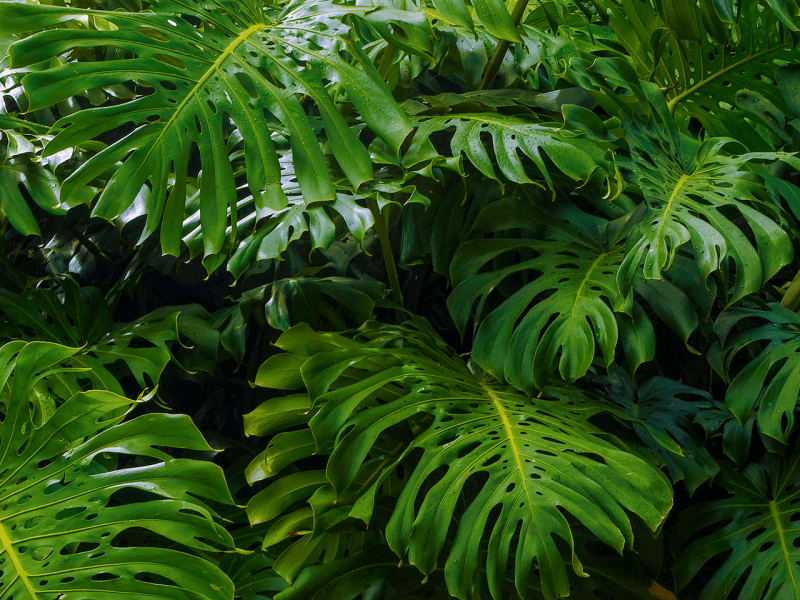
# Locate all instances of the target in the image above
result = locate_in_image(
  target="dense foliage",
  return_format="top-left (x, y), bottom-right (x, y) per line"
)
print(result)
top-left (2, 0), bottom-right (800, 598)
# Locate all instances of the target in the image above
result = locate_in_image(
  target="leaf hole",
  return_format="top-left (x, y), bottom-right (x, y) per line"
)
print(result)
top-left (482, 454), bottom-right (501, 467)
top-left (457, 442), bottom-right (481, 458)
top-left (153, 54), bottom-right (186, 70)
top-left (234, 72), bottom-right (259, 98)
top-left (136, 27), bottom-right (170, 42)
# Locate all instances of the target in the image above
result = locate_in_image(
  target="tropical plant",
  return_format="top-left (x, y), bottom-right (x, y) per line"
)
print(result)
top-left (3, 0), bottom-right (800, 598)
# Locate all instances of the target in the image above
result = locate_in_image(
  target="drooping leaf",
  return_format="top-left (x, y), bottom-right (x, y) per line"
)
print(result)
top-left (0, 340), bottom-right (236, 600)
top-left (618, 112), bottom-right (793, 301)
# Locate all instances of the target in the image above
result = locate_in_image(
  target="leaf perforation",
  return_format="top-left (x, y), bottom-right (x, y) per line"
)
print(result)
top-left (667, 43), bottom-right (787, 114)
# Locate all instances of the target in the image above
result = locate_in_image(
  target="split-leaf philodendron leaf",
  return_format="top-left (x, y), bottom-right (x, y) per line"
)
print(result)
top-left (710, 303), bottom-right (800, 443)
top-left (619, 114), bottom-right (792, 300)
top-left (672, 448), bottom-right (800, 600)
top-left (449, 193), bottom-right (649, 391)
top-left (249, 321), bottom-right (672, 600)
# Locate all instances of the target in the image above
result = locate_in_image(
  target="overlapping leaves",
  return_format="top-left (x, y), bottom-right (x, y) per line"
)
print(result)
top-left (403, 110), bottom-right (610, 191)
top-left (591, 0), bottom-right (799, 148)
top-left (248, 321), bottom-right (671, 600)
top-left (588, 367), bottom-right (721, 494)
top-left (0, 275), bottom-right (220, 394)
top-left (0, 340), bottom-right (235, 600)
top-left (0, 116), bottom-right (64, 237)
top-left (658, 0), bottom-right (800, 147)
top-left (1, 0), bottom-right (415, 259)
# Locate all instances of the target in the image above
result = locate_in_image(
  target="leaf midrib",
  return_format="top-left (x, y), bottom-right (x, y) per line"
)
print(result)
top-left (653, 173), bottom-right (690, 247)
top-left (483, 383), bottom-right (535, 516)
top-left (570, 252), bottom-right (608, 324)
top-left (666, 42), bottom-right (789, 115)
top-left (139, 22), bottom-right (264, 168)
top-left (0, 517), bottom-right (38, 599)
top-left (768, 499), bottom-right (799, 593)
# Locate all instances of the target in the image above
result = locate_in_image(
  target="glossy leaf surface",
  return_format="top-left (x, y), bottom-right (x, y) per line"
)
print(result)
top-left (619, 116), bottom-right (792, 301)
top-left (449, 194), bottom-right (645, 390)
top-left (2, 0), bottom-right (412, 258)
top-left (710, 303), bottom-right (800, 443)
top-left (253, 322), bottom-right (672, 600)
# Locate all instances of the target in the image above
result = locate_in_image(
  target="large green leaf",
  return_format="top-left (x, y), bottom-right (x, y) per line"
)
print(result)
top-left (672, 448), bottom-right (800, 600)
top-left (618, 113), bottom-right (792, 301)
top-left (709, 302), bottom-right (800, 443)
top-left (1, 0), bottom-right (414, 259)
top-left (0, 277), bottom-right (220, 392)
top-left (448, 193), bottom-right (652, 391)
top-left (0, 340), bottom-right (236, 600)
top-left (261, 277), bottom-right (386, 332)
top-left (252, 322), bottom-right (671, 600)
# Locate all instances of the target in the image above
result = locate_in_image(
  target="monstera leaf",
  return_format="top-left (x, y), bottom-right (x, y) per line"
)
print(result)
top-left (250, 321), bottom-right (671, 600)
top-left (403, 111), bottom-right (609, 191)
top-left (426, 0), bottom-right (524, 41)
top-left (709, 302), bottom-right (800, 443)
top-left (1, 0), bottom-right (415, 259)
top-left (0, 340), bottom-right (236, 600)
top-left (672, 448), bottom-right (800, 600)
top-left (0, 118), bottom-right (62, 237)
top-left (657, 0), bottom-right (799, 146)
top-left (448, 193), bottom-right (652, 391)
top-left (221, 152), bottom-right (427, 280)
top-left (618, 111), bottom-right (792, 301)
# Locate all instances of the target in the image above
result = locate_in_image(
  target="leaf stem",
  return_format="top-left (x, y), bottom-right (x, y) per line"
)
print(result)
top-left (479, 0), bottom-right (530, 90)
top-left (367, 197), bottom-right (404, 309)
top-left (781, 269), bottom-right (800, 312)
